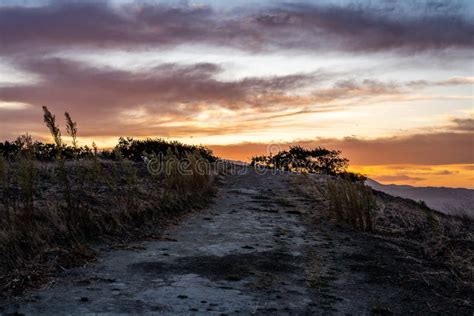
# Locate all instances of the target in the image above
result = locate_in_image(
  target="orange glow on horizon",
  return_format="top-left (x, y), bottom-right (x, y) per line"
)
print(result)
top-left (24, 134), bottom-right (474, 189)
top-left (349, 164), bottom-right (474, 189)
top-left (208, 144), bottom-right (473, 188)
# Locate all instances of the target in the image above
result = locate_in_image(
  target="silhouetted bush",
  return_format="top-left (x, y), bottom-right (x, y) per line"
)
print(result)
top-left (0, 137), bottom-right (217, 163)
top-left (251, 145), bottom-right (350, 175)
top-left (112, 137), bottom-right (217, 163)
top-left (0, 138), bottom-right (95, 161)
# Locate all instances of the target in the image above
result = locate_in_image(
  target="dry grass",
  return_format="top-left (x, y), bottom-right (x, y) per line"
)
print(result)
top-left (293, 174), bottom-right (377, 232)
top-left (325, 178), bottom-right (376, 232)
top-left (0, 108), bottom-right (218, 297)
top-left (0, 154), bottom-right (216, 297)
top-left (294, 174), bottom-right (474, 289)
top-left (377, 193), bottom-right (474, 287)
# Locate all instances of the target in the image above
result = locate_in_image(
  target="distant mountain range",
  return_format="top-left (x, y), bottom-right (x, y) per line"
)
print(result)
top-left (367, 179), bottom-right (474, 217)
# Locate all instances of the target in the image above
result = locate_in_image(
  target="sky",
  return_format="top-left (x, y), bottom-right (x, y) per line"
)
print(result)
top-left (0, 0), bottom-right (473, 188)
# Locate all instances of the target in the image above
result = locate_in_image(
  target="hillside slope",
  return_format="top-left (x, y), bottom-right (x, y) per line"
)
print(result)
top-left (2, 170), bottom-right (473, 314)
top-left (367, 179), bottom-right (474, 217)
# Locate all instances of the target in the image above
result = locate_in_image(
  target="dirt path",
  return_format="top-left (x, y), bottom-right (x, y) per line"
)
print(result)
top-left (2, 170), bottom-right (471, 314)
top-left (5, 170), bottom-right (320, 314)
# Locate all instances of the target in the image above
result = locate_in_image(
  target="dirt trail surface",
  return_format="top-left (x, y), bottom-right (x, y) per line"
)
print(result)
top-left (2, 170), bottom-right (472, 314)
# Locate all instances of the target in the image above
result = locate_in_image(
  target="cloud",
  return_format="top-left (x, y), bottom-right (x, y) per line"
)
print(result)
top-left (407, 76), bottom-right (474, 87)
top-left (209, 131), bottom-right (474, 165)
top-left (438, 77), bottom-right (474, 86)
top-left (0, 57), bottom-right (313, 116)
top-left (0, 55), bottom-right (470, 148)
top-left (450, 118), bottom-right (474, 132)
top-left (0, 57), bottom-right (409, 140)
top-left (374, 165), bottom-right (457, 175)
top-left (0, 1), bottom-right (472, 57)
top-left (307, 133), bottom-right (474, 165)
top-left (375, 174), bottom-right (425, 182)
top-left (0, 2), bottom-right (215, 54)
top-left (0, 58), bottom-right (317, 140)
top-left (432, 170), bottom-right (456, 175)
top-left (254, 2), bottom-right (474, 53)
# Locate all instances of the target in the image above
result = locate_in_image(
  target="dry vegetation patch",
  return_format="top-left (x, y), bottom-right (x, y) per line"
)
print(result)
top-left (0, 108), bottom-right (218, 299)
top-left (294, 173), bottom-right (474, 309)
top-left (0, 157), bottom-right (216, 298)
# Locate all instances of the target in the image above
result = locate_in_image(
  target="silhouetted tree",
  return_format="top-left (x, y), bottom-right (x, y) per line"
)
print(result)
top-left (251, 145), bottom-right (350, 175)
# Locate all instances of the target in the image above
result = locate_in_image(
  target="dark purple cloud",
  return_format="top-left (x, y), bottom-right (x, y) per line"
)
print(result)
top-left (0, 53), bottom-right (469, 142)
top-left (0, 1), bottom-right (472, 56)
top-left (0, 57), bottom-right (321, 138)
top-left (0, 54), bottom-right (417, 141)
top-left (0, 57), bottom-right (315, 115)
top-left (256, 2), bottom-right (474, 52)
top-left (6, 50), bottom-right (471, 141)
top-left (0, 55), bottom-right (407, 119)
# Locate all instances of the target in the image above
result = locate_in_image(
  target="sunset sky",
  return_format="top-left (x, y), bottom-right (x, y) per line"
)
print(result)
top-left (0, 0), bottom-right (473, 187)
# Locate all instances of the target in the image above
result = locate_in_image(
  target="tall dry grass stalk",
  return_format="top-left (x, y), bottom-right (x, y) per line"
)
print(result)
top-left (42, 106), bottom-right (62, 150)
top-left (65, 112), bottom-right (78, 149)
top-left (325, 178), bottom-right (376, 232)
top-left (42, 106), bottom-right (73, 212)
